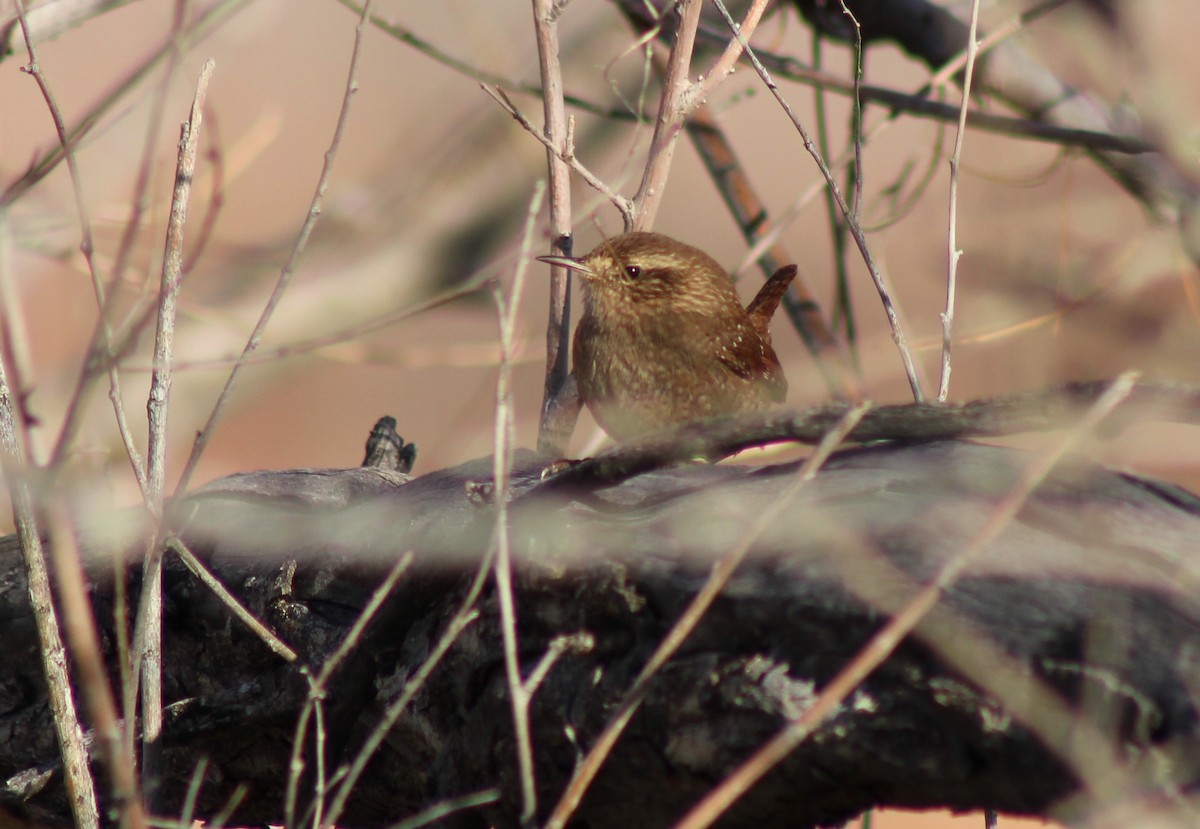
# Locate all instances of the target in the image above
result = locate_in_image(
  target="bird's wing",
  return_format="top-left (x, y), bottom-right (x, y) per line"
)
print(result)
top-left (713, 318), bottom-right (789, 402)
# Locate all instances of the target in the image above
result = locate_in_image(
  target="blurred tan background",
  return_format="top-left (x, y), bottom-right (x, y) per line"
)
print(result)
top-left (2, 1), bottom-right (1199, 825)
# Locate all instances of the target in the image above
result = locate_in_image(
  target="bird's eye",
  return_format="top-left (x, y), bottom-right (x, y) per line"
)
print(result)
top-left (624, 265), bottom-right (641, 279)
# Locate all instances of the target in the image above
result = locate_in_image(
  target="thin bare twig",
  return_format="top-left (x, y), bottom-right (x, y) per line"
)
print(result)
top-left (543, 403), bottom-right (873, 829)
top-left (44, 503), bottom-right (148, 829)
top-left (0, 0), bottom-right (250, 210)
top-left (489, 184), bottom-right (545, 826)
top-left (677, 70), bottom-right (859, 401)
top-left (631, 0), bottom-right (702, 229)
top-left (102, 2), bottom-right (195, 501)
top-left (12, 0), bottom-right (104, 307)
top-left (673, 374), bottom-right (1138, 829)
top-left (322, 573), bottom-right (486, 828)
top-left (132, 59), bottom-right (214, 810)
top-left (484, 85), bottom-right (634, 223)
top-left (172, 1), bottom-right (371, 498)
top-left (12, 0), bottom-right (155, 496)
top-left (522, 632), bottom-right (595, 700)
top-left (284, 552), bottom-right (414, 828)
top-left (8, 4), bottom-right (139, 826)
top-left (811, 33), bottom-right (850, 341)
top-left (709, 0), bottom-right (927, 402)
top-left (0, 369), bottom-right (101, 829)
top-left (37, 0), bottom-right (250, 474)
top-left (685, 0), bottom-right (770, 109)
top-left (168, 537), bottom-right (299, 662)
top-left (939, 0), bottom-right (982, 402)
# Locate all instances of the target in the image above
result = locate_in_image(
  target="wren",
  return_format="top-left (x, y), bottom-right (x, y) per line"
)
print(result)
top-left (538, 231), bottom-right (797, 440)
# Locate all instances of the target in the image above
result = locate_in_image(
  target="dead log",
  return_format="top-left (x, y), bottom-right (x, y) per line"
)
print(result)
top-left (2, 431), bottom-right (1199, 827)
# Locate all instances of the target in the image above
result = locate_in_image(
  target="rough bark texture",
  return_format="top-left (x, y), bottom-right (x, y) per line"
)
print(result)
top-left (2, 439), bottom-right (1200, 827)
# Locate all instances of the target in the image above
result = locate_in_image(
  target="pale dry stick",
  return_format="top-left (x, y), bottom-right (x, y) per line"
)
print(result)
top-left (709, 0), bottom-right (927, 403)
top-left (12, 0), bottom-right (105, 309)
top-left (486, 85), bottom-right (634, 224)
top-left (0, 369), bottom-right (101, 829)
top-left (684, 0), bottom-right (770, 111)
top-left (281, 551), bottom-right (415, 828)
top-left (167, 537), bottom-right (299, 662)
top-left (1, 0), bottom-right (250, 209)
top-left (44, 503), bottom-right (150, 829)
top-left (11, 0), bottom-right (152, 490)
top-left (27, 0), bottom-right (248, 474)
top-left (926, 0), bottom-right (1054, 93)
top-left (490, 183), bottom-right (546, 827)
top-left (180, 112), bottom-right (226, 276)
top-left (523, 632), bottom-right (595, 699)
top-left (630, 0), bottom-right (702, 230)
top-left (108, 0), bottom-right (192, 294)
top-left (105, 1), bottom-right (203, 500)
top-left (130, 59), bottom-right (214, 814)
top-left (110, 89), bottom-right (224, 754)
top-left (543, 402), bottom-right (874, 829)
top-left (939, 0), bottom-right (982, 402)
top-left (311, 696), bottom-right (329, 829)
top-left (530, 0), bottom-right (574, 455)
top-left (672, 373), bottom-right (1139, 829)
top-left (172, 0), bottom-right (373, 498)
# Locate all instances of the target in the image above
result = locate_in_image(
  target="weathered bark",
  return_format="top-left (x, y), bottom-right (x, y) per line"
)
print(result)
top-left (2, 438), bottom-right (1199, 827)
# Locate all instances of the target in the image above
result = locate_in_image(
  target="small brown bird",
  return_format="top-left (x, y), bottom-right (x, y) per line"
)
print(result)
top-left (538, 231), bottom-right (797, 440)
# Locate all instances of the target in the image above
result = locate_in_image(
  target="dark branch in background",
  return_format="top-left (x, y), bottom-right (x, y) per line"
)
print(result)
top-left (789, 0), bottom-right (1200, 229)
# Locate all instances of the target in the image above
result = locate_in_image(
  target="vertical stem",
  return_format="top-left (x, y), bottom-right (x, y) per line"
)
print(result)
top-left (939, 0), bottom-right (982, 401)
top-left (631, 0), bottom-right (703, 230)
top-left (0, 365), bottom-right (100, 829)
top-left (531, 0), bottom-right (574, 456)
top-left (138, 58), bottom-right (214, 812)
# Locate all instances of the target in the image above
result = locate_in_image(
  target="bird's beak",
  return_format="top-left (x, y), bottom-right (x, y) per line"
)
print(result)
top-left (537, 254), bottom-right (593, 276)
